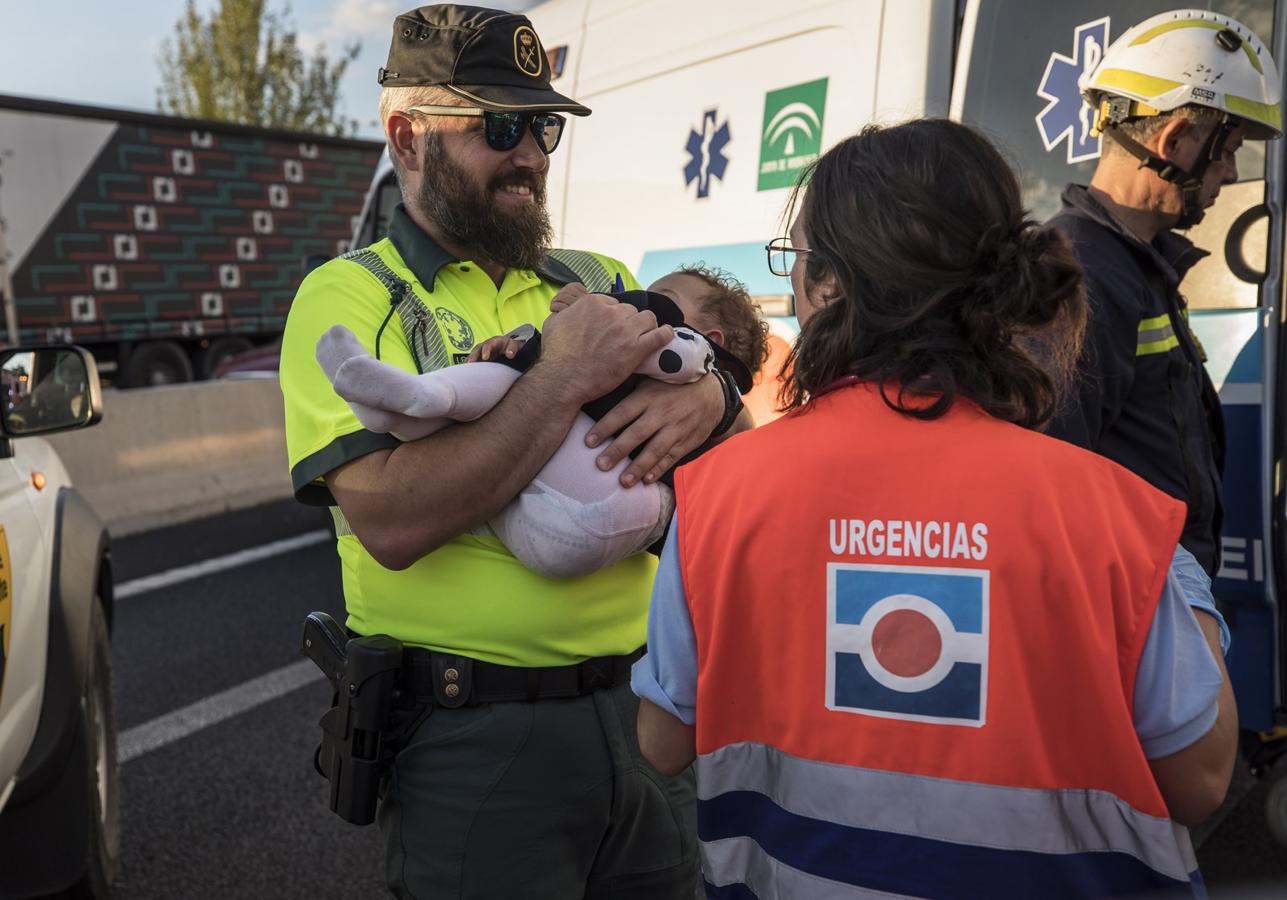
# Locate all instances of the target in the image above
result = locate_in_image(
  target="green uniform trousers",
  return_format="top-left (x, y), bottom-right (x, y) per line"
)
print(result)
top-left (379, 680), bottom-right (699, 899)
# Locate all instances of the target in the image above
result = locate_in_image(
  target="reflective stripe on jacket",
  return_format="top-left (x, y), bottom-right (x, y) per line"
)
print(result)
top-left (675, 383), bottom-right (1196, 898)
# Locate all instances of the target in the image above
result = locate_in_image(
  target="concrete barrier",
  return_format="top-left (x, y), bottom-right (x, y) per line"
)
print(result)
top-left (44, 378), bottom-right (294, 536)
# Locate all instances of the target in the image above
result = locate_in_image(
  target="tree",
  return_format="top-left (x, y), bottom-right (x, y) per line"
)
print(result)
top-left (156, 0), bottom-right (360, 136)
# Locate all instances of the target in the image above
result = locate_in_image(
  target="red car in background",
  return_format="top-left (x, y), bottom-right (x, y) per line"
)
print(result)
top-left (211, 340), bottom-right (281, 379)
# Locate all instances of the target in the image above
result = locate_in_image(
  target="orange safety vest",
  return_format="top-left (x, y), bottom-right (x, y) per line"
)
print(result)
top-left (675, 382), bottom-right (1196, 899)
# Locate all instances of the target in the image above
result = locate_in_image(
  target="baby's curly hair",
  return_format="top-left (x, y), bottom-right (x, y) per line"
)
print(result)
top-left (674, 265), bottom-right (771, 374)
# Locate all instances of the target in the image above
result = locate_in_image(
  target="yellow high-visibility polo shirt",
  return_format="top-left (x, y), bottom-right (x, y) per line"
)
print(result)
top-left (280, 204), bottom-right (654, 666)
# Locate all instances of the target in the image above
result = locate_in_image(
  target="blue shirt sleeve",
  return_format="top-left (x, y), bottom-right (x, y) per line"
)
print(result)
top-left (631, 514), bottom-right (698, 725)
top-left (1133, 547), bottom-right (1224, 759)
top-left (1169, 543), bottom-right (1230, 655)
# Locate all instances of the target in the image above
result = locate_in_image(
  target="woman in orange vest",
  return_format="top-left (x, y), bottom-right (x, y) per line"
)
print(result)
top-left (630, 119), bottom-right (1235, 898)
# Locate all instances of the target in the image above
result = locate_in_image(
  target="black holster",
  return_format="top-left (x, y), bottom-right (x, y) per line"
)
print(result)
top-left (301, 612), bottom-right (406, 826)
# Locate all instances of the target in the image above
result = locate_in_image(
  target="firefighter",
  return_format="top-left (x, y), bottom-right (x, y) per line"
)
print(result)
top-left (1048, 9), bottom-right (1282, 576)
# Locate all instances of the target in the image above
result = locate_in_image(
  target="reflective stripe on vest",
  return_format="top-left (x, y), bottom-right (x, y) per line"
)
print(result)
top-left (697, 741), bottom-right (1198, 899)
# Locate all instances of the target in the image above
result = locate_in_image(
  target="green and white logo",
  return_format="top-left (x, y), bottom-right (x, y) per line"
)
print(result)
top-left (757, 78), bottom-right (828, 191)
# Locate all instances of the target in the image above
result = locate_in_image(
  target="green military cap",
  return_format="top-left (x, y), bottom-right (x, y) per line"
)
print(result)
top-left (378, 5), bottom-right (591, 116)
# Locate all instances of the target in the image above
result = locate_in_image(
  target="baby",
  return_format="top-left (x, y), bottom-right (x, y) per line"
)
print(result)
top-left (316, 266), bottom-right (769, 578)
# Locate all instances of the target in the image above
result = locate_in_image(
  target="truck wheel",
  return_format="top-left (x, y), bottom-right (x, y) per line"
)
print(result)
top-left (1268, 772), bottom-right (1287, 849)
top-left (197, 336), bottom-right (254, 379)
top-left (70, 599), bottom-right (119, 898)
top-left (124, 341), bottom-right (193, 388)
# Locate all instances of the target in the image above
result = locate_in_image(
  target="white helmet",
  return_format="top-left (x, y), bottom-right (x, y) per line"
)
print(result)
top-left (1081, 8), bottom-right (1282, 140)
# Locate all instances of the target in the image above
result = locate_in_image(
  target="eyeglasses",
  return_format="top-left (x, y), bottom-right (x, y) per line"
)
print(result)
top-left (765, 238), bottom-right (812, 277)
top-left (406, 105), bottom-right (566, 155)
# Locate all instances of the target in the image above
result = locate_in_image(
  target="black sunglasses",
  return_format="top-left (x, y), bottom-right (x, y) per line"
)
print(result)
top-left (406, 105), bottom-right (566, 154)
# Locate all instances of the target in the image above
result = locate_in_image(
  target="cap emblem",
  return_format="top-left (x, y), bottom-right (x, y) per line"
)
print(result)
top-left (514, 25), bottom-right (544, 78)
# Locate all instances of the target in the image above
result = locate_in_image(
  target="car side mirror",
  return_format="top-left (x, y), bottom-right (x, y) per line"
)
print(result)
top-left (0, 345), bottom-right (104, 437)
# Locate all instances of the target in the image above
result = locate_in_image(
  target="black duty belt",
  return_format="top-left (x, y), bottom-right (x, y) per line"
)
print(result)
top-left (399, 646), bottom-right (645, 709)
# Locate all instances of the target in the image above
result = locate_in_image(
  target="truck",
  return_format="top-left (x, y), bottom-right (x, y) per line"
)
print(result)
top-left (0, 94), bottom-right (383, 387)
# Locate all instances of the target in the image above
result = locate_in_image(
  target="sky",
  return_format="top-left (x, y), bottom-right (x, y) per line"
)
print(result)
top-left (0, 0), bottom-right (540, 139)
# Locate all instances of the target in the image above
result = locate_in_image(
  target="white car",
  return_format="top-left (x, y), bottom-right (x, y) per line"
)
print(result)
top-left (0, 345), bottom-right (116, 897)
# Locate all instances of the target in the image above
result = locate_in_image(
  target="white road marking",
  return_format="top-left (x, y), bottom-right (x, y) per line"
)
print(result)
top-left (114, 529), bottom-right (332, 599)
top-left (119, 659), bottom-right (325, 763)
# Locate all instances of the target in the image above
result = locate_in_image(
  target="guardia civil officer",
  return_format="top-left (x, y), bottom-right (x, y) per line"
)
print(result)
top-left (633, 120), bottom-right (1235, 898)
top-left (1047, 10), bottom-right (1282, 576)
top-left (279, 6), bottom-right (730, 896)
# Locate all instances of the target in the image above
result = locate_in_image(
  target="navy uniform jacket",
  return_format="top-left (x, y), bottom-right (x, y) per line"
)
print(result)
top-left (1048, 184), bottom-right (1225, 575)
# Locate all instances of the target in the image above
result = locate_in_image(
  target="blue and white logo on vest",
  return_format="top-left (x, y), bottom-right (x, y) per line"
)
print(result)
top-left (826, 563), bottom-right (989, 727)
top-left (1036, 18), bottom-right (1111, 164)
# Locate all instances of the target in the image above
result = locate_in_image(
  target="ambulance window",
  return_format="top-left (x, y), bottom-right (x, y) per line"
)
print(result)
top-left (958, 0), bottom-right (1275, 309)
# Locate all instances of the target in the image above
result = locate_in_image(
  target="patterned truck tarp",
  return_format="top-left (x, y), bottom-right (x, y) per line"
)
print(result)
top-left (10, 110), bottom-right (382, 346)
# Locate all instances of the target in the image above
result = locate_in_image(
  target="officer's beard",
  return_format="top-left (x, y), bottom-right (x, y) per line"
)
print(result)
top-left (416, 132), bottom-right (553, 271)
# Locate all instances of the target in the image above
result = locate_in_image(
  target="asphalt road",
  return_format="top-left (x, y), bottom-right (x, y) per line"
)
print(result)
top-left (109, 500), bottom-right (1287, 898)
top-left (111, 500), bottom-right (384, 898)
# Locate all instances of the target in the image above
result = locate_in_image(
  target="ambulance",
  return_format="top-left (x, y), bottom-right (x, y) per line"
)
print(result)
top-left (351, 0), bottom-right (1287, 841)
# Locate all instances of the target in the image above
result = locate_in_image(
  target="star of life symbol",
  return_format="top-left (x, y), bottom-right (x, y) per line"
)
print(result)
top-left (1036, 18), bottom-right (1111, 164)
top-left (684, 109), bottom-right (731, 199)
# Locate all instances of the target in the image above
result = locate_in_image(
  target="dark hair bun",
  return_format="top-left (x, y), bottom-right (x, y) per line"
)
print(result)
top-left (976, 222), bottom-right (1084, 332)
